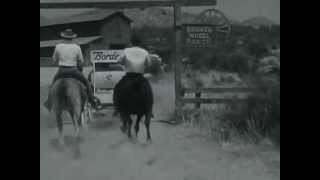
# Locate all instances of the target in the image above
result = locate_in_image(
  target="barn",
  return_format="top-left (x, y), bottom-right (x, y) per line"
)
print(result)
top-left (40, 11), bottom-right (133, 65)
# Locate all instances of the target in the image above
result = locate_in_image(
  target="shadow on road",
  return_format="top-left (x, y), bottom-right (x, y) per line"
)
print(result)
top-left (89, 119), bottom-right (116, 131)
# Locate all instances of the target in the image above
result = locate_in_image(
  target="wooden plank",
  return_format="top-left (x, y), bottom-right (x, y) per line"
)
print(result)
top-left (174, 2), bottom-right (183, 119)
top-left (40, 0), bottom-right (216, 9)
top-left (183, 87), bottom-right (259, 93)
top-left (178, 0), bottom-right (216, 6)
top-left (181, 98), bottom-right (253, 104)
top-left (195, 92), bottom-right (201, 108)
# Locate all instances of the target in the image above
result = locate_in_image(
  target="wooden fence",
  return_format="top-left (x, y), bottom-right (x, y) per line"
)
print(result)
top-left (180, 86), bottom-right (269, 109)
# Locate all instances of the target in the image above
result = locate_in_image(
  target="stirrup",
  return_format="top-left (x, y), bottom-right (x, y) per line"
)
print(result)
top-left (112, 110), bottom-right (119, 117)
top-left (91, 98), bottom-right (102, 110)
top-left (43, 101), bottom-right (51, 111)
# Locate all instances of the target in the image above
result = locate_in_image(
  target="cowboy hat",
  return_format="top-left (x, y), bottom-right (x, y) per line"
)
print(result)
top-left (60, 29), bottom-right (77, 39)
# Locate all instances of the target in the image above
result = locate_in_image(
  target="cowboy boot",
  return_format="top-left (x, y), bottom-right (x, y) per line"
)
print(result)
top-left (112, 107), bottom-right (119, 117)
top-left (43, 84), bottom-right (53, 111)
top-left (90, 95), bottom-right (102, 109)
top-left (43, 96), bottom-right (51, 111)
top-left (87, 88), bottom-right (101, 109)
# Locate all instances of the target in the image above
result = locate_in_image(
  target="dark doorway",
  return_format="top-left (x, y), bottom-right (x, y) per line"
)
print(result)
top-left (109, 44), bottom-right (127, 50)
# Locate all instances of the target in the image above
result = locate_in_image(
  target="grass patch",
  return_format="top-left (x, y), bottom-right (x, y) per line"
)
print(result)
top-left (179, 73), bottom-right (280, 146)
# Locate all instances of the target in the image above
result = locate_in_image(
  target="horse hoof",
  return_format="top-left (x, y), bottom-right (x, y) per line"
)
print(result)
top-left (120, 126), bottom-right (126, 133)
top-left (76, 137), bottom-right (83, 144)
top-left (57, 144), bottom-right (64, 152)
top-left (73, 150), bottom-right (81, 159)
top-left (113, 111), bottom-right (119, 117)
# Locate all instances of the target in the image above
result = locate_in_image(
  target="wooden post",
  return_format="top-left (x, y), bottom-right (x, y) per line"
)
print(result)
top-left (174, 2), bottom-right (183, 121)
top-left (195, 92), bottom-right (201, 109)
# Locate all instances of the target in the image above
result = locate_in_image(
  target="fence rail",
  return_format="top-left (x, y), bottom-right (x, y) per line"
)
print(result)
top-left (181, 86), bottom-right (272, 108)
top-left (181, 98), bottom-right (250, 104)
top-left (183, 87), bottom-right (260, 93)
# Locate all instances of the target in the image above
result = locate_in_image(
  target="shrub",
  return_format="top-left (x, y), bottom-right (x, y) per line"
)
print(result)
top-left (181, 66), bottom-right (280, 145)
top-left (220, 67), bottom-right (280, 144)
top-left (246, 40), bottom-right (269, 59)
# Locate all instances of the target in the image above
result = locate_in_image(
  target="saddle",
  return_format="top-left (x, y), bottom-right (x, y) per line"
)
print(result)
top-left (53, 68), bottom-right (87, 89)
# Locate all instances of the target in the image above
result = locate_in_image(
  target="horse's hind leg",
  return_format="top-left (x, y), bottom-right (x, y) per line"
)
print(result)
top-left (127, 115), bottom-right (133, 139)
top-left (145, 113), bottom-right (152, 143)
top-left (120, 113), bottom-right (132, 139)
top-left (71, 109), bottom-right (82, 159)
top-left (55, 110), bottom-right (64, 150)
top-left (120, 112), bottom-right (128, 134)
top-left (71, 110), bottom-right (81, 142)
top-left (135, 114), bottom-right (143, 138)
top-left (81, 107), bottom-right (88, 131)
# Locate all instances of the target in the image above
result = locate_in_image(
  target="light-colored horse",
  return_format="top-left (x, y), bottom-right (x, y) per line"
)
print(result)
top-left (49, 78), bottom-right (90, 156)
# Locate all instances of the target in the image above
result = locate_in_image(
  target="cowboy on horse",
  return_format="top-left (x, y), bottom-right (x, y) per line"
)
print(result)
top-left (44, 29), bottom-right (101, 111)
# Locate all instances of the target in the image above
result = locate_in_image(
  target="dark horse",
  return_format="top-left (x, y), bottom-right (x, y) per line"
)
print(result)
top-left (113, 73), bottom-right (153, 143)
top-left (49, 78), bottom-right (88, 155)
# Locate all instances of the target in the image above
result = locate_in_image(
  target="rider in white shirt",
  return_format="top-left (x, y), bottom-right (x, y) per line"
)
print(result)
top-left (119, 45), bottom-right (151, 73)
top-left (44, 29), bottom-right (100, 110)
top-left (52, 43), bottom-right (84, 67)
top-left (113, 34), bottom-right (154, 117)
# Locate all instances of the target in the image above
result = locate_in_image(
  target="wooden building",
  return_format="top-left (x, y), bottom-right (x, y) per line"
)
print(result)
top-left (40, 11), bottom-right (133, 64)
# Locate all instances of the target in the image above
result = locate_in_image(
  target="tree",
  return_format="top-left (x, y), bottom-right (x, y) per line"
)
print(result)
top-left (247, 40), bottom-right (269, 59)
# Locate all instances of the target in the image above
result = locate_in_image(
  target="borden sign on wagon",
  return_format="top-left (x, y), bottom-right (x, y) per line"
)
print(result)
top-left (90, 50), bottom-right (126, 106)
top-left (90, 50), bottom-right (124, 63)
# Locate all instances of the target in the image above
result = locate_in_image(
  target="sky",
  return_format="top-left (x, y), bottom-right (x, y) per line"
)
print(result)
top-left (40, 0), bottom-right (280, 24)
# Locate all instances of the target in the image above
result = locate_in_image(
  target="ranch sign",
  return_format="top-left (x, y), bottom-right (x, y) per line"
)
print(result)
top-left (90, 50), bottom-right (124, 63)
top-left (182, 24), bottom-right (215, 48)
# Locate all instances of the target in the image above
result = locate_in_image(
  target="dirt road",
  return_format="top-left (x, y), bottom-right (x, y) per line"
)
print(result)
top-left (40, 68), bottom-right (279, 180)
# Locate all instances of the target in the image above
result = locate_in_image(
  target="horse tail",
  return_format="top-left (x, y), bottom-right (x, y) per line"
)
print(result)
top-left (54, 79), bottom-right (68, 108)
top-left (51, 79), bottom-right (69, 130)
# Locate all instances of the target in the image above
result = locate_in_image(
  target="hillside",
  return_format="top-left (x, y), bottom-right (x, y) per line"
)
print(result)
top-left (242, 16), bottom-right (275, 27)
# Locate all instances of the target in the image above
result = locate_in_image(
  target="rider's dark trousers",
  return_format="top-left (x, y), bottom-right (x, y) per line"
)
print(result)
top-left (46, 66), bottom-right (94, 107)
top-left (52, 66), bottom-right (93, 95)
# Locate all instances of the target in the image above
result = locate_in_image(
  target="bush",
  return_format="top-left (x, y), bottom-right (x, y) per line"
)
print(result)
top-left (220, 69), bottom-right (280, 144)
top-left (181, 67), bottom-right (280, 145)
top-left (225, 51), bottom-right (255, 74)
top-left (246, 40), bottom-right (269, 59)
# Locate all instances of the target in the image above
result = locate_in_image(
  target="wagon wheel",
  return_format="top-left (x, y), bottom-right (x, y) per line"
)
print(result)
top-left (195, 8), bottom-right (231, 40)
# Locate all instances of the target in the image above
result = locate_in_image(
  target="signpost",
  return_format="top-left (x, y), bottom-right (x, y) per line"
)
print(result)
top-left (182, 24), bottom-right (215, 48)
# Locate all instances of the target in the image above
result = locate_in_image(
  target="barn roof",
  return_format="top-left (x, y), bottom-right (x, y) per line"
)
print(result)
top-left (40, 0), bottom-right (174, 3)
top-left (40, 0), bottom-right (216, 8)
top-left (40, 36), bottom-right (101, 48)
top-left (41, 8), bottom-right (200, 28)
top-left (40, 11), bottom-right (132, 27)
